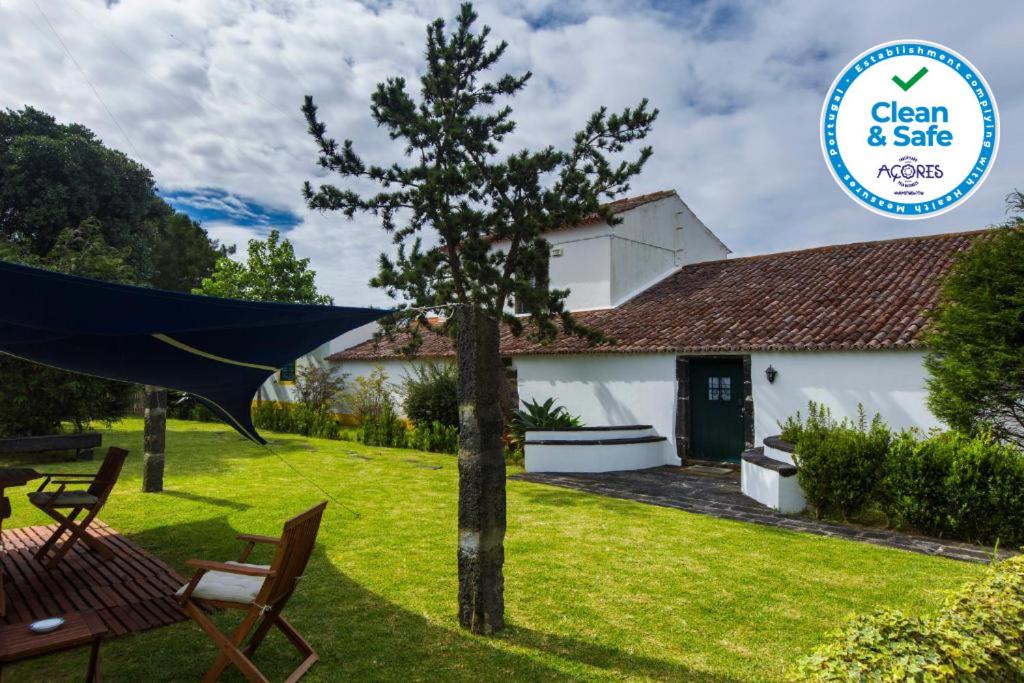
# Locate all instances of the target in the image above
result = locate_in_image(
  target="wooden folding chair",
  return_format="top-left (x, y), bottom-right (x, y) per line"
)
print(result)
top-left (28, 446), bottom-right (129, 569)
top-left (177, 501), bottom-right (328, 683)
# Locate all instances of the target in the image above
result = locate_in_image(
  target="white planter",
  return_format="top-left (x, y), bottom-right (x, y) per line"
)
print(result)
top-left (524, 426), bottom-right (667, 473)
top-left (740, 438), bottom-right (806, 514)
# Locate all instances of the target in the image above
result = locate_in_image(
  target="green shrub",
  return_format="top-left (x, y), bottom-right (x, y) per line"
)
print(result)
top-left (789, 403), bottom-right (891, 520)
top-left (358, 405), bottom-right (408, 448)
top-left (338, 427), bottom-right (360, 442)
top-left (251, 401), bottom-right (342, 440)
top-left (884, 430), bottom-right (1024, 546)
top-left (789, 555), bottom-right (1024, 681)
top-left (401, 362), bottom-right (459, 428)
top-left (290, 403), bottom-right (344, 440)
top-left (408, 420), bottom-right (459, 454)
top-left (0, 356), bottom-right (133, 436)
top-left (252, 401), bottom-right (290, 433)
top-left (293, 365), bottom-right (347, 415)
top-left (504, 445), bottom-right (524, 467)
top-left (782, 402), bottom-right (1024, 546)
top-left (342, 366), bottom-right (395, 423)
top-left (779, 410), bottom-right (804, 444)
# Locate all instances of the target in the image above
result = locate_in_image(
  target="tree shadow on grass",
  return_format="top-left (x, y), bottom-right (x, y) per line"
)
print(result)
top-left (0, 513), bottom-right (740, 682)
top-left (498, 624), bottom-right (744, 683)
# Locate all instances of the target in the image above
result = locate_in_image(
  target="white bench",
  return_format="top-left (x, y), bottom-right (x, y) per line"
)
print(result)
top-left (525, 426), bottom-right (668, 473)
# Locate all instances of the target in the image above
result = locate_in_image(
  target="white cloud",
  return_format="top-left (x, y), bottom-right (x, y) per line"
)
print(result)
top-left (1, 0), bottom-right (1021, 307)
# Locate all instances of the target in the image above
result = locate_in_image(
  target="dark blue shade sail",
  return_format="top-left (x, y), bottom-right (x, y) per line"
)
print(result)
top-left (0, 260), bottom-right (389, 444)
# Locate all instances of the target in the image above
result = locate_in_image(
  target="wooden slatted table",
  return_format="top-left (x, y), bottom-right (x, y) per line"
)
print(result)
top-left (1, 520), bottom-right (188, 636)
top-left (0, 468), bottom-right (42, 618)
top-left (0, 610), bottom-right (107, 681)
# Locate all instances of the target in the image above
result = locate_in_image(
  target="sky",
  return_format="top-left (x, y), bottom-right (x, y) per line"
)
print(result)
top-left (1, 0), bottom-right (1021, 306)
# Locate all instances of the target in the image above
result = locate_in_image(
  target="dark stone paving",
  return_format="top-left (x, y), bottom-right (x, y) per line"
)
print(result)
top-left (512, 466), bottom-right (1011, 563)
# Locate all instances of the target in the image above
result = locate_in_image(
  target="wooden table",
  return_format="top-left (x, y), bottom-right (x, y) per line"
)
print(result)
top-left (0, 610), bottom-right (107, 681)
top-left (0, 468), bottom-right (42, 617)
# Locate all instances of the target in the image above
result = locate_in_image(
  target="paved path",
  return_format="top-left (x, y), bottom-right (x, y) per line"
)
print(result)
top-left (512, 466), bottom-right (1008, 563)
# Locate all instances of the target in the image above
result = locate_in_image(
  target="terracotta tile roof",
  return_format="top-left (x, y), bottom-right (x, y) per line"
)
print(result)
top-left (328, 229), bottom-right (987, 361)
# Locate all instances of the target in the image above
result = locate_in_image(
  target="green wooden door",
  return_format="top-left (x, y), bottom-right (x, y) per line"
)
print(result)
top-left (689, 359), bottom-right (745, 463)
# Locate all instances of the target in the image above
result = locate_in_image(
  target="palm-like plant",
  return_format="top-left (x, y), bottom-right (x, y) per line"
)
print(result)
top-left (509, 398), bottom-right (582, 445)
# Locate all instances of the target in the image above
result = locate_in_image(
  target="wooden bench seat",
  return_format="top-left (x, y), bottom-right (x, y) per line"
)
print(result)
top-left (0, 433), bottom-right (102, 462)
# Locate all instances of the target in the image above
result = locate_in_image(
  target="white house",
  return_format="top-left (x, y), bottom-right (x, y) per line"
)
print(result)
top-left (272, 189), bottom-right (983, 474)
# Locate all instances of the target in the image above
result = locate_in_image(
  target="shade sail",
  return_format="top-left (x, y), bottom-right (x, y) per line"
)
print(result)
top-left (0, 260), bottom-right (389, 444)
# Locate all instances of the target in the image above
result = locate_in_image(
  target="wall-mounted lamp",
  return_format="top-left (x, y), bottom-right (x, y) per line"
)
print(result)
top-left (765, 365), bottom-right (778, 384)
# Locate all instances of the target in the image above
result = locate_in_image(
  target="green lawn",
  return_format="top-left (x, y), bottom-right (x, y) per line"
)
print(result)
top-left (4, 419), bottom-right (981, 681)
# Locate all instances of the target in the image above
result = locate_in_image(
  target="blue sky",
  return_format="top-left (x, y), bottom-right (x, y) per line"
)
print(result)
top-left (1, 0), bottom-right (1022, 305)
top-left (161, 189), bottom-right (301, 231)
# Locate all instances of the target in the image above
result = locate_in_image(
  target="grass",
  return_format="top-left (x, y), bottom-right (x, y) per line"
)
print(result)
top-left (3, 419), bottom-right (982, 681)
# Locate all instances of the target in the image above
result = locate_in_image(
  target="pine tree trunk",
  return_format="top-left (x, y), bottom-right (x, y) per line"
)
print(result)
top-left (142, 386), bottom-right (167, 493)
top-left (455, 307), bottom-right (506, 634)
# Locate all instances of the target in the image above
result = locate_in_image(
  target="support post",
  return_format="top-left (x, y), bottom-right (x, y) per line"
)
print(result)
top-left (455, 307), bottom-right (506, 634)
top-left (143, 386), bottom-right (167, 493)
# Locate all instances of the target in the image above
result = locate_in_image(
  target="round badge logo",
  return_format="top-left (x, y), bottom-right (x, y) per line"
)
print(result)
top-left (821, 40), bottom-right (999, 219)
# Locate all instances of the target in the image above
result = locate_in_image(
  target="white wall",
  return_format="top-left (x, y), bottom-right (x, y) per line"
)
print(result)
top-left (546, 224), bottom-right (613, 311)
top-left (750, 350), bottom-right (941, 444)
top-left (260, 320), bottom-right (383, 404)
top-left (322, 357), bottom-right (441, 415)
top-left (492, 193), bottom-right (731, 313)
top-left (514, 353), bottom-right (680, 465)
top-left (610, 194), bottom-right (729, 306)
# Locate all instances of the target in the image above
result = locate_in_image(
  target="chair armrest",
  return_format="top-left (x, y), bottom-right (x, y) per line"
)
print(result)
top-left (185, 559), bottom-right (275, 577)
top-left (35, 473), bottom-right (95, 493)
top-left (34, 472), bottom-right (97, 479)
top-left (236, 534), bottom-right (280, 545)
top-left (235, 534), bottom-right (279, 562)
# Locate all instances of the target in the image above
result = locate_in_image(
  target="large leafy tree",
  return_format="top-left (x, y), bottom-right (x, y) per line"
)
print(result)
top-left (194, 229), bottom-right (332, 304)
top-left (152, 213), bottom-right (233, 292)
top-left (0, 219), bottom-right (138, 436)
top-left (925, 190), bottom-right (1024, 447)
top-left (0, 106), bottom-right (228, 289)
top-left (303, 3), bottom-right (656, 633)
top-left (0, 106), bottom-right (164, 276)
top-left (0, 107), bottom-right (227, 439)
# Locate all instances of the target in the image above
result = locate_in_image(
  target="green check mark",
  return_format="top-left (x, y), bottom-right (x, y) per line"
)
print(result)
top-left (892, 66), bottom-right (928, 92)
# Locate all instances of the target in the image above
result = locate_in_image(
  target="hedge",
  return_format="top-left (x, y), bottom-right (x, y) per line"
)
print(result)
top-left (884, 430), bottom-right (1024, 546)
top-left (789, 555), bottom-right (1024, 681)
top-left (782, 402), bottom-right (1024, 547)
top-left (247, 400), bottom-right (460, 456)
top-left (252, 401), bottom-right (343, 440)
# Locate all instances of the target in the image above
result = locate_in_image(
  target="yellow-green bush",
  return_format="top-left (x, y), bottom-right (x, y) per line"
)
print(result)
top-left (789, 555), bottom-right (1024, 681)
top-left (251, 400), bottom-right (342, 440)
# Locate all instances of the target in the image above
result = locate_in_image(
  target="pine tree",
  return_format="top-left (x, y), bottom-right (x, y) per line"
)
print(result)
top-left (303, 3), bottom-right (657, 633)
